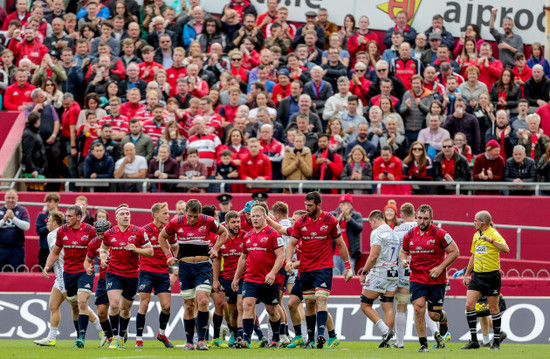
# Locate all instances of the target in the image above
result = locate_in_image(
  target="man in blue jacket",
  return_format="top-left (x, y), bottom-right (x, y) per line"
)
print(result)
top-left (35, 192), bottom-right (60, 269)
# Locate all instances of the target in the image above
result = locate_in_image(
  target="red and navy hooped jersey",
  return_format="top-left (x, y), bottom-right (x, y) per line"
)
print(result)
top-left (102, 225), bottom-right (149, 278)
top-left (291, 211), bottom-right (341, 272)
top-left (55, 223), bottom-right (96, 274)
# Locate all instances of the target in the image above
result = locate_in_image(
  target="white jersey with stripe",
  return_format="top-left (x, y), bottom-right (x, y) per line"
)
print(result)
top-left (369, 224), bottom-right (400, 277)
top-left (47, 228), bottom-right (64, 280)
top-left (393, 221), bottom-right (417, 247)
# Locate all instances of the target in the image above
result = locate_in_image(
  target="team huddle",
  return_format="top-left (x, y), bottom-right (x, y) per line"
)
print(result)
top-left (34, 192), bottom-right (508, 351)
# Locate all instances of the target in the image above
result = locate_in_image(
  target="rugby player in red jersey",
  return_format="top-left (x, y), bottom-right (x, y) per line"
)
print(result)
top-left (100, 204), bottom-right (154, 350)
top-left (231, 205), bottom-right (285, 349)
top-left (84, 220), bottom-right (113, 347)
top-left (285, 191), bottom-right (353, 349)
top-left (213, 210), bottom-right (246, 347)
top-left (159, 199), bottom-right (228, 351)
top-left (43, 205), bottom-right (97, 348)
top-left (400, 204), bottom-right (459, 352)
top-left (135, 203), bottom-right (176, 349)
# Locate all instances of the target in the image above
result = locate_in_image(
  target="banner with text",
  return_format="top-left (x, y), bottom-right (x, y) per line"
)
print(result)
top-left (203, 0), bottom-right (547, 45)
top-left (1, 294), bottom-right (549, 343)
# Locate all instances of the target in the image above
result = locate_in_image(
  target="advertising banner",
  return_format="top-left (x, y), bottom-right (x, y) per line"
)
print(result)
top-left (203, 0), bottom-right (547, 45)
top-left (1, 293), bottom-right (549, 343)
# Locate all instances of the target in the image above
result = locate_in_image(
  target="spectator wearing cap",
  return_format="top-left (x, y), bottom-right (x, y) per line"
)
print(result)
top-left (424, 14), bottom-right (455, 52)
top-left (272, 69), bottom-right (292, 107)
top-left (473, 139), bottom-right (505, 183)
top-left (331, 193), bottom-right (363, 275)
top-left (292, 10), bottom-right (326, 50)
top-left (503, 145), bottom-right (536, 195)
top-left (421, 32), bottom-right (442, 66)
top-left (217, 194), bottom-right (233, 223)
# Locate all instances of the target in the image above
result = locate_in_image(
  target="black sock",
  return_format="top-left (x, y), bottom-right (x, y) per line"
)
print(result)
top-left (306, 315), bottom-right (316, 342)
top-left (270, 319), bottom-right (281, 342)
top-left (243, 318), bottom-right (254, 343)
top-left (237, 327), bottom-right (243, 338)
top-left (466, 310), bottom-right (478, 342)
top-left (73, 320), bottom-right (79, 334)
top-left (100, 320), bottom-right (113, 339)
top-left (316, 310), bottom-right (328, 336)
top-left (492, 312), bottom-right (502, 345)
top-left (136, 312), bottom-right (146, 337)
top-left (159, 311), bottom-right (170, 331)
top-left (279, 322), bottom-right (286, 336)
top-left (109, 314), bottom-right (120, 337)
top-left (184, 318), bottom-right (195, 343)
top-left (213, 313), bottom-right (223, 339)
top-left (197, 310), bottom-right (210, 342)
top-left (119, 316), bottom-right (130, 340)
top-left (78, 314), bottom-right (89, 339)
top-left (328, 329), bottom-right (336, 339)
top-left (294, 324), bottom-right (302, 336)
top-left (253, 317), bottom-right (263, 338)
top-left (419, 336), bottom-right (428, 347)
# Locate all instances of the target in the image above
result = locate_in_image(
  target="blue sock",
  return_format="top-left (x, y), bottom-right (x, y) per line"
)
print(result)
top-left (197, 311), bottom-right (210, 341)
top-left (243, 318), bottom-right (254, 344)
top-left (78, 314), bottom-right (89, 339)
top-left (184, 318), bottom-right (195, 343)
top-left (317, 310), bottom-right (328, 336)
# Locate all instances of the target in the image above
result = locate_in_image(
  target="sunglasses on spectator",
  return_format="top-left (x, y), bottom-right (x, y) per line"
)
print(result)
top-left (355, 69), bottom-right (365, 72)
top-left (442, 145), bottom-right (453, 148)
top-left (377, 68), bottom-right (388, 72)
top-left (412, 147), bottom-right (424, 151)
top-left (231, 58), bottom-right (242, 61)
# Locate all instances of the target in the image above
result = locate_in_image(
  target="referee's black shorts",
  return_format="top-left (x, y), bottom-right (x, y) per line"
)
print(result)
top-left (468, 270), bottom-right (501, 296)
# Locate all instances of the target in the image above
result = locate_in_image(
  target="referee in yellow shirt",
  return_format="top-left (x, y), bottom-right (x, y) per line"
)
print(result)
top-left (462, 211), bottom-right (509, 350)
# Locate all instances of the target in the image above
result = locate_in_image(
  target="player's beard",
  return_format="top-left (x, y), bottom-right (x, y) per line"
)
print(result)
top-left (307, 207), bottom-right (320, 218)
top-left (229, 226), bottom-right (240, 236)
top-left (418, 222), bottom-right (430, 232)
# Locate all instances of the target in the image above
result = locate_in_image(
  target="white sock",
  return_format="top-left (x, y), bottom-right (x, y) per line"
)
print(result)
top-left (375, 319), bottom-right (389, 335)
top-left (92, 318), bottom-right (102, 332)
top-left (483, 334), bottom-right (490, 344)
top-left (48, 327), bottom-right (58, 340)
top-left (136, 336), bottom-right (143, 341)
top-left (425, 311), bottom-right (438, 335)
top-left (395, 312), bottom-right (407, 346)
top-left (159, 329), bottom-right (165, 335)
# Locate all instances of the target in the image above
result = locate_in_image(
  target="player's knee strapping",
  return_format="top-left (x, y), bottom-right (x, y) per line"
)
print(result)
top-left (303, 290), bottom-right (316, 300)
top-left (379, 296), bottom-right (394, 303)
top-left (67, 295), bottom-right (78, 303)
top-left (360, 295), bottom-right (374, 305)
top-left (315, 288), bottom-right (330, 298)
top-left (196, 284), bottom-right (212, 293)
top-left (181, 288), bottom-right (196, 299)
top-left (395, 293), bottom-right (409, 305)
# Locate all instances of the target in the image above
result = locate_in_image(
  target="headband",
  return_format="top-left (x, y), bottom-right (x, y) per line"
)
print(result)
top-left (115, 207), bottom-right (130, 216)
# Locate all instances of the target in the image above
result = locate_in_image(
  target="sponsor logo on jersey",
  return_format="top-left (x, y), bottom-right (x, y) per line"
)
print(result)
top-left (187, 232), bottom-right (194, 236)
top-left (81, 235), bottom-right (89, 241)
top-left (129, 235), bottom-right (136, 242)
top-left (178, 229), bottom-right (184, 233)
top-left (72, 241), bottom-right (78, 245)
top-left (84, 284), bottom-right (91, 289)
top-left (253, 243), bottom-right (258, 247)
top-left (320, 282), bottom-right (327, 288)
top-left (302, 227), bottom-right (307, 232)
top-left (320, 225), bottom-right (328, 232)
top-left (111, 238), bottom-right (117, 242)
top-left (416, 246), bottom-right (423, 250)
top-left (409, 241), bottom-right (413, 245)
top-left (260, 237), bottom-right (268, 243)
top-left (310, 232), bottom-right (317, 236)
top-left (198, 226), bottom-right (206, 232)
top-left (63, 236), bottom-right (69, 240)
top-left (427, 239), bottom-right (436, 245)
top-left (120, 242), bottom-right (126, 246)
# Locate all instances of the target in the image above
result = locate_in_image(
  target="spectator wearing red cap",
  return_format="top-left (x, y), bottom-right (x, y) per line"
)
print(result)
top-left (331, 194), bottom-right (363, 275)
top-left (473, 139), bottom-right (505, 190)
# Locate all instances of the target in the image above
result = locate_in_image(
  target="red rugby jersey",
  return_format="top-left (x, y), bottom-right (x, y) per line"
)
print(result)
top-left (402, 224), bottom-right (453, 285)
top-left (220, 230), bottom-right (246, 280)
top-left (86, 236), bottom-right (108, 279)
top-left (102, 225), bottom-right (149, 278)
top-left (55, 223), bottom-right (96, 274)
top-left (165, 214), bottom-right (219, 257)
top-left (243, 225), bottom-right (283, 284)
top-left (139, 222), bottom-right (169, 274)
top-left (291, 211), bottom-right (341, 272)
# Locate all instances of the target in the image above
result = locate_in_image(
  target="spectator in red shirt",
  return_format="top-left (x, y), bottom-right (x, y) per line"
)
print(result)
top-left (3, 68), bottom-right (36, 111)
top-left (373, 145), bottom-right (408, 194)
top-left (186, 63), bottom-right (209, 98)
top-left (272, 69), bottom-right (291, 106)
top-left (256, 0), bottom-right (278, 36)
top-left (348, 16), bottom-right (378, 58)
top-left (477, 42), bottom-right (504, 90)
top-left (142, 104), bottom-right (168, 146)
top-left (9, 27), bottom-right (48, 66)
top-left (138, 46), bottom-right (163, 83)
top-left (1, 0), bottom-right (29, 31)
top-left (239, 137), bottom-right (272, 192)
top-left (100, 97), bottom-right (129, 142)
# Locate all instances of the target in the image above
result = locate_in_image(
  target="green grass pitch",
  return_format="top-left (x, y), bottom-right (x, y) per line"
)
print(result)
top-left (4, 340), bottom-right (549, 359)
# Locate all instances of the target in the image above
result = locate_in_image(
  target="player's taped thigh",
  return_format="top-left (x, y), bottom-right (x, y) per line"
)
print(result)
top-left (77, 288), bottom-right (92, 295)
top-left (181, 288), bottom-right (196, 299)
top-left (67, 294), bottom-right (78, 303)
top-left (396, 292), bottom-right (409, 305)
top-left (196, 284), bottom-right (213, 293)
top-left (379, 295), bottom-right (394, 303)
top-left (303, 290), bottom-right (316, 300)
top-left (315, 288), bottom-right (330, 298)
top-left (360, 294), bottom-right (375, 305)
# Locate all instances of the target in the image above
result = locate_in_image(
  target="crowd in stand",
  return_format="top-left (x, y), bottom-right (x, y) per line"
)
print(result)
top-left (2, 0), bottom-right (550, 195)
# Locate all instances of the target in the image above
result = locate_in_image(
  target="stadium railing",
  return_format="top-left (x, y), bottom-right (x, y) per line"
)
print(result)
top-left (2, 178), bottom-right (550, 195)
